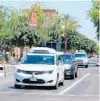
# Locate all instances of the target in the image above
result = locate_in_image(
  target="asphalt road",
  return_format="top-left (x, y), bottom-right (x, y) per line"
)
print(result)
top-left (0, 58), bottom-right (99, 101)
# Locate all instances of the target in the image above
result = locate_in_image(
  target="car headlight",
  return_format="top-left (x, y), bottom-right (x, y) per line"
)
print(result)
top-left (47, 70), bottom-right (54, 74)
top-left (17, 69), bottom-right (23, 73)
top-left (41, 70), bottom-right (54, 74)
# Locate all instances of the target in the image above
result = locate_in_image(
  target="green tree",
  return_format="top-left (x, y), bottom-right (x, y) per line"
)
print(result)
top-left (11, 24), bottom-right (39, 47)
top-left (89, 0), bottom-right (100, 40)
top-left (0, 6), bottom-right (14, 41)
top-left (61, 14), bottom-right (80, 51)
top-left (66, 30), bottom-right (98, 53)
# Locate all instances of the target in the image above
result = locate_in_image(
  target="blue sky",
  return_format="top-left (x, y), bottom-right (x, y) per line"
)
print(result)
top-left (0, 0), bottom-right (97, 42)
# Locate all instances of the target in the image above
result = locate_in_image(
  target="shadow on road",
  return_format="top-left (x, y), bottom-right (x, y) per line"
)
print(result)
top-left (9, 85), bottom-right (61, 90)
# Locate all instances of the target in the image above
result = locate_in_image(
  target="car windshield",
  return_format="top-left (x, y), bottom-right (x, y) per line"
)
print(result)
top-left (75, 54), bottom-right (86, 57)
top-left (61, 55), bottom-right (72, 64)
top-left (22, 55), bottom-right (55, 65)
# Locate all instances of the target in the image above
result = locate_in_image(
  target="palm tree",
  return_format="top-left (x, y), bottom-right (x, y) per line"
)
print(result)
top-left (61, 14), bottom-right (80, 51)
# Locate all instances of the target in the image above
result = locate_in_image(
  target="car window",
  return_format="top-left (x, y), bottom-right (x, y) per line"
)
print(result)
top-left (61, 55), bottom-right (72, 64)
top-left (22, 55), bottom-right (55, 65)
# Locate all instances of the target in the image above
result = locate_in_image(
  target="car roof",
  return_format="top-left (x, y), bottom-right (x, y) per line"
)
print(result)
top-left (63, 53), bottom-right (73, 55)
top-left (29, 47), bottom-right (56, 54)
top-left (74, 52), bottom-right (86, 54)
top-left (56, 51), bottom-right (64, 55)
top-left (26, 53), bottom-right (56, 56)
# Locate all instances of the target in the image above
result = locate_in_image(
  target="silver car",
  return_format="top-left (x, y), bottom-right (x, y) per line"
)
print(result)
top-left (74, 52), bottom-right (88, 68)
top-left (60, 53), bottom-right (78, 79)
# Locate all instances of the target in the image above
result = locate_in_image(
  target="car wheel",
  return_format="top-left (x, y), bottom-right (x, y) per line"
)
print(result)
top-left (85, 65), bottom-right (88, 68)
top-left (75, 69), bottom-right (78, 78)
top-left (75, 72), bottom-right (78, 77)
top-left (60, 77), bottom-right (64, 86)
top-left (53, 75), bottom-right (59, 89)
top-left (71, 73), bottom-right (75, 79)
top-left (15, 84), bottom-right (21, 89)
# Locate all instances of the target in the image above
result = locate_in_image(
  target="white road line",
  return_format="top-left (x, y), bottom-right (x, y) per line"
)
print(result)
top-left (0, 91), bottom-right (56, 96)
top-left (0, 91), bottom-right (99, 97)
top-left (58, 73), bottom-right (91, 95)
top-left (96, 75), bottom-right (99, 76)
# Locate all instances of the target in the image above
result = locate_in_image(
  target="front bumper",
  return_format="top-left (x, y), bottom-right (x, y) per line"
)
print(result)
top-left (77, 60), bottom-right (88, 66)
top-left (14, 72), bottom-right (57, 86)
top-left (78, 62), bottom-right (88, 66)
top-left (64, 69), bottom-right (73, 76)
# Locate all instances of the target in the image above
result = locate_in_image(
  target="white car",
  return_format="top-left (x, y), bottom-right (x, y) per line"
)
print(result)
top-left (14, 48), bottom-right (64, 89)
top-left (74, 52), bottom-right (88, 68)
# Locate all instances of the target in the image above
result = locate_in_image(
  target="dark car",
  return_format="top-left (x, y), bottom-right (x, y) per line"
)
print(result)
top-left (60, 53), bottom-right (78, 79)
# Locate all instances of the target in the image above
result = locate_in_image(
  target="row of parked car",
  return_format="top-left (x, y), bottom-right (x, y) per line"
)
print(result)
top-left (14, 47), bottom-right (89, 89)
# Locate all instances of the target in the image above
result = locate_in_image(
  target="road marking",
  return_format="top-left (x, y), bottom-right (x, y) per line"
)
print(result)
top-left (58, 73), bottom-right (91, 95)
top-left (62, 95), bottom-right (99, 97)
top-left (0, 91), bottom-right (99, 97)
top-left (96, 75), bottom-right (100, 76)
top-left (0, 91), bottom-right (57, 96)
top-left (0, 91), bottom-right (99, 100)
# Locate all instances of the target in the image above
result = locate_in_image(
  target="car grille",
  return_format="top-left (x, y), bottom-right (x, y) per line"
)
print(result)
top-left (22, 71), bottom-right (45, 75)
top-left (64, 69), bottom-right (72, 73)
top-left (77, 60), bottom-right (83, 63)
top-left (22, 79), bottom-right (45, 84)
top-left (65, 69), bottom-right (71, 72)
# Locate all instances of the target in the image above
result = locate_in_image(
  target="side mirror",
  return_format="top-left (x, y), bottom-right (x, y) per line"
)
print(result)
top-left (57, 61), bottom-right (62, 65)
top-left (16, 61), bottom-right (21, 65)
top-left (73, 60), bottom-right (77, 63)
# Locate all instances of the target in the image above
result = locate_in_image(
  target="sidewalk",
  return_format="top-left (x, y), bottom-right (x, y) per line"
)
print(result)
top-left (3, 59), bottom-right (18, 68)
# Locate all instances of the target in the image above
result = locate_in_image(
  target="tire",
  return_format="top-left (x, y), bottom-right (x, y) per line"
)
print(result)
top-left (71, 73), bottom-right (75, 79)
top-left (75, 69), bottom-right (78, 78)
top-left (53, 75), bottom-right (59, 89)
top-left (85, 65), bottom-right (88, 68)
top-left (15, 84), bottom-right (21, 89)
top-left (60, 77), bottom-right (64, 86)
top-left (75, 72), bottom-right (78, 78)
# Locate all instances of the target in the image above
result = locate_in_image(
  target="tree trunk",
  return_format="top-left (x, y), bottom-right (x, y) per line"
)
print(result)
top-left (65, 33), bottom-right (67, 52)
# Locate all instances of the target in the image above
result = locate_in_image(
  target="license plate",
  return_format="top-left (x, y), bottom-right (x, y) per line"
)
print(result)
top-left (30, 77), bottom-right (37, 81)
top-left (66, 72), bottom-right (70, 75)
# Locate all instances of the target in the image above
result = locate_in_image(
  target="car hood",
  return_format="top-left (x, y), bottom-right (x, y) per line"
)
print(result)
top-left (15, 64), bottom-right (56, 71)
top-left (63, 64), bottom-right (71, 69)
